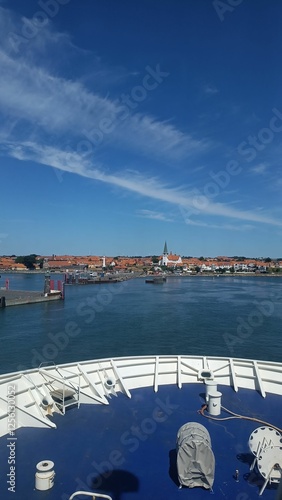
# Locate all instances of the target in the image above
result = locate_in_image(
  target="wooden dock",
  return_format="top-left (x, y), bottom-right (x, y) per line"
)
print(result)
top-left (0, 289), bottom-right (62, 307)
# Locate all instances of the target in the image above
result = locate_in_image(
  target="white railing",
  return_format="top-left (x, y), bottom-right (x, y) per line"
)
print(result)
top-left (69, 491), bottom-right (113, 500)
top-left (0, 355), bottom-right (281, 438)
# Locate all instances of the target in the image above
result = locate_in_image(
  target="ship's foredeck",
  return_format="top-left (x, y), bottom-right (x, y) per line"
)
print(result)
top-left (0, 381), bottom-right (281, 499)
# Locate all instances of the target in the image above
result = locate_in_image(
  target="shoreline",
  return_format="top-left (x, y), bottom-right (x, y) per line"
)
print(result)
top-left (1, 270), bottom-right (282, 277)
top-left (140, 272), bottom-right (282, 278)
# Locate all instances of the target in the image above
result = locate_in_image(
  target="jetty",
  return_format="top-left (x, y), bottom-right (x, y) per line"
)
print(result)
top-left (0, 290), bottom-right (62, 307)
top-left (0, 275), bottom-right (63, 308)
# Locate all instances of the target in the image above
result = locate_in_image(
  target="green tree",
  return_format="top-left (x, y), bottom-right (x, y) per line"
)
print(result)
top-left (15, 254), bottom-right (37, 270)
top-left (152, 255), bottom-right (160, 264)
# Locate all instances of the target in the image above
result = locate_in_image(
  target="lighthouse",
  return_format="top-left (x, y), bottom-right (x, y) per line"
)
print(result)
top-left (102, 256), bottom-right (106, 268)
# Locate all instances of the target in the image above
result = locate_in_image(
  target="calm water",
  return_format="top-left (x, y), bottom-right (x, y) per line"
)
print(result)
top-left (0, 274), bottom-right (281, 375)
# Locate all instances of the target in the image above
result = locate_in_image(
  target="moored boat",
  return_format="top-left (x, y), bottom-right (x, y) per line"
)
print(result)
top-left (145, 276), bottom-right (166, 284)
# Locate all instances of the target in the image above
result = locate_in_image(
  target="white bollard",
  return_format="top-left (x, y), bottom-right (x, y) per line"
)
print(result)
top-left (35, 460), bottom-right (55, 491)
top-left (208, 391), bottom-right (222, 416)
top-left (205, 380), bottom-right (218, 402)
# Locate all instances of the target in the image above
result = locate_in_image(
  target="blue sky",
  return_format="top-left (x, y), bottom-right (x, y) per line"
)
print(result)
top-left (1, 0), bottom-right (282, 257)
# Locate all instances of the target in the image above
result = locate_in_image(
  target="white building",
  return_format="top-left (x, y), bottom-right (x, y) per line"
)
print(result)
top-left (159, 242), bottom-right (182, 267)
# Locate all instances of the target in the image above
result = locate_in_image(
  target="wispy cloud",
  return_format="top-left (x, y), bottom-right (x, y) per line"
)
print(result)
top-left (0, 48), bottom-right (209, 161)
top-left (203, 84), bottom-right (219, 95)
top-left (0, 8), bottom-right (211, 164)
top-left (251, 163), bottom-right (268, 175)
top-left (184, 220), bottom-right (255, 231)
top-left (137, 209), bottom-right (173, 222)
top-left (5, 140), bottom-right (282, 228)
top-left (1, 6), bottom-right (281, 233)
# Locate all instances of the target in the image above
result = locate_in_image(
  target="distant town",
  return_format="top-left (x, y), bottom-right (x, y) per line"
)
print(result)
top-left (0, 245), bottom-right (281, 275)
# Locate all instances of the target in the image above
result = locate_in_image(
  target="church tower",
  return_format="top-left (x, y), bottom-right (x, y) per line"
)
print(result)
top-left (162, 241), bottom-right (169, 266)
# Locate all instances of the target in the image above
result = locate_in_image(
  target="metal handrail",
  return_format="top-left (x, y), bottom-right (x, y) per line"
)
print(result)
top-left (69, 492), bottom-right (113, 500)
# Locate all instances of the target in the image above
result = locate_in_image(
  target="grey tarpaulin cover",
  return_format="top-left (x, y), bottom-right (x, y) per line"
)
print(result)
top-left (176, 422), bottom-right (215, 489)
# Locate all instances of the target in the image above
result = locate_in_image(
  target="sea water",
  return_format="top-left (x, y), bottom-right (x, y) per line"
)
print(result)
top-left (0, 274), bottom-right (281, 374)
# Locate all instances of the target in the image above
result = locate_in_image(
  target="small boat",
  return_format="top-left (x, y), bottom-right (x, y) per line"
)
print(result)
top-left (145, 276), bottom-right (166, 284)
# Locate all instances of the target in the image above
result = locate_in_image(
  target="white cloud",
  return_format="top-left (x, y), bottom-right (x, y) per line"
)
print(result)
top-left (1, 7), bottom-right (281, 232)
top-left (5, 140), bottom-right (282, 228)
top-left (137, 210), bottom-right (173, 222)
top-left (184, 220), bottom-right (255, 231)
top-left (0, 7), bottom-right (211, 163)
top-left (203, 84), bottom-right (219, 95)
top-left (251, 163), bottom-right (268, 175)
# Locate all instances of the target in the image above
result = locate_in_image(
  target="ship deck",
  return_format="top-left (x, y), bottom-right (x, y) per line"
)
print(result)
top-left (0, 381), bottom-right (281, 499)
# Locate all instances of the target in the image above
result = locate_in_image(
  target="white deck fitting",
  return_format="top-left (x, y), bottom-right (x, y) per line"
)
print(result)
top-left (249, 426), bottom-right (282, 471)
top-left (0, 355), bottom-right (281, 438)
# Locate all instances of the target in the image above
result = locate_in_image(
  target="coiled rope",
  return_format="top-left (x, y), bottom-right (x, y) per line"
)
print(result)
top-left (198, 404), bottom-right (282, 434)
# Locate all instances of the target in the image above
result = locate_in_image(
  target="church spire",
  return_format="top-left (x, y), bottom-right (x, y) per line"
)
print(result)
top-left (163, 241), bottom-right (168, 255)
